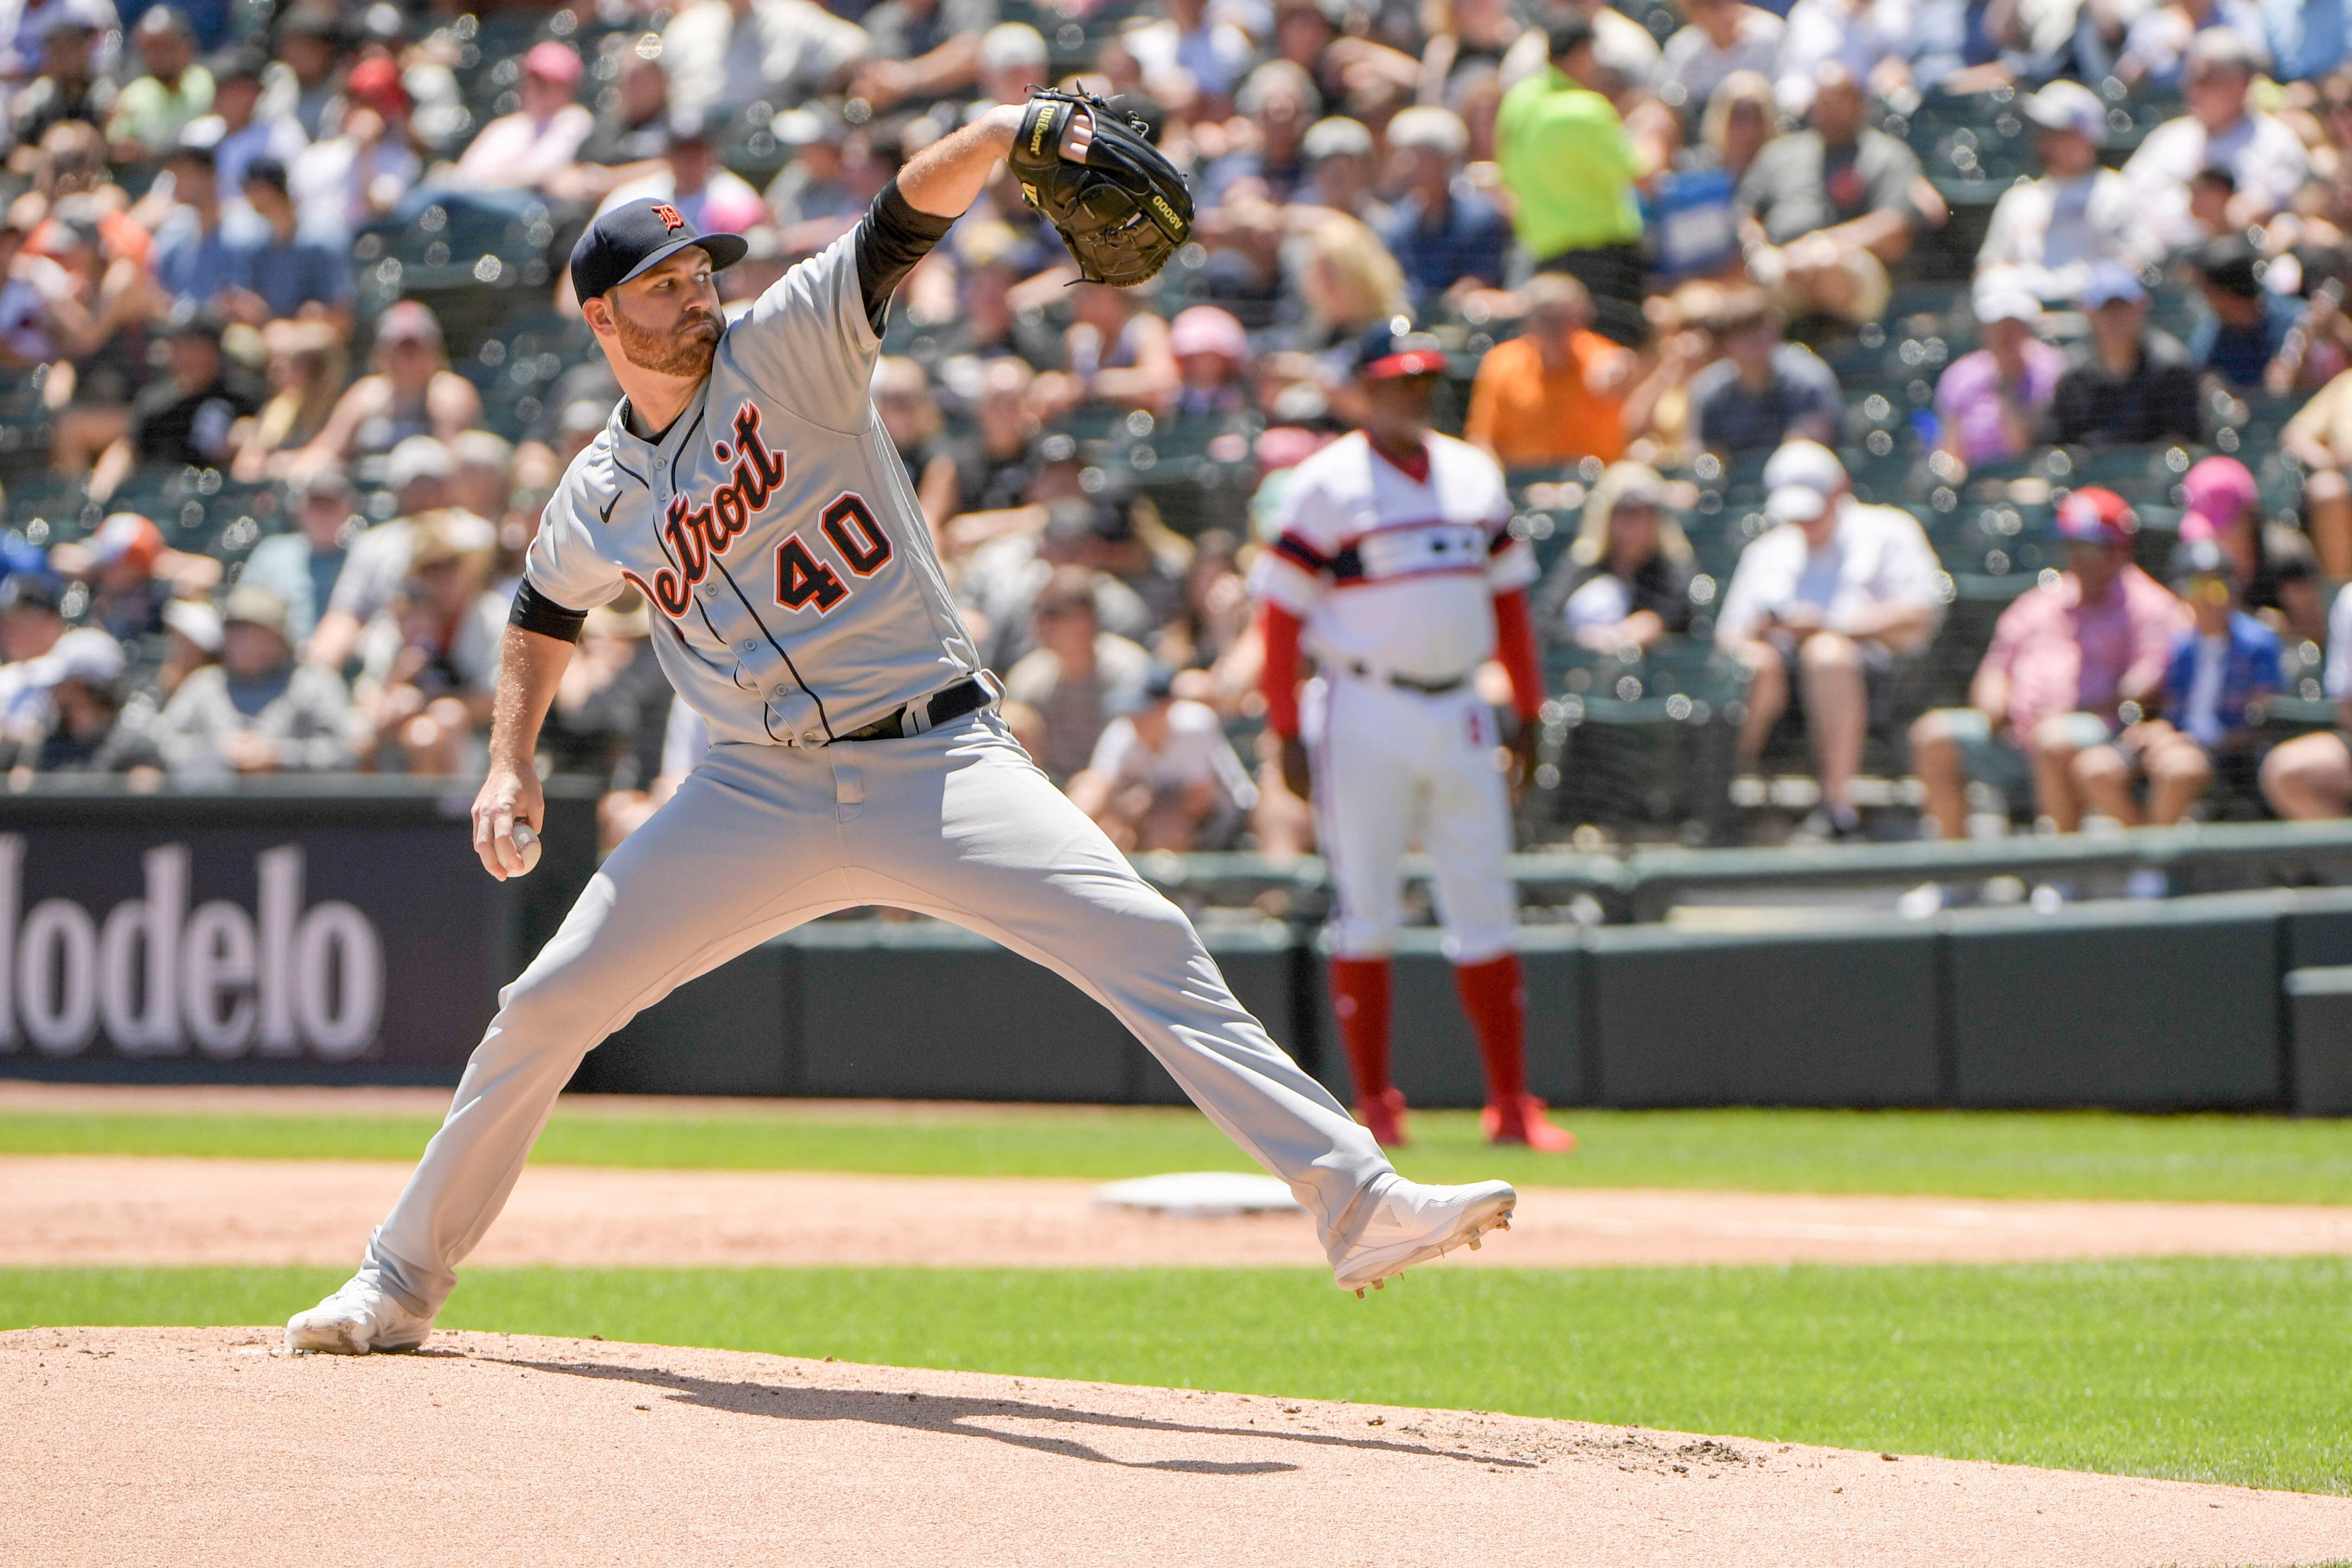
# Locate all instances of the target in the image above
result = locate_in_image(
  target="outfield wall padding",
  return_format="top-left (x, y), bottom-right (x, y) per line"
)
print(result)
top-left (2286, 966), bottom-right (2352, 1116)
top-left (1585, 921), bottom-right (1942, 1108)
top-left (587, 919), bottom-right (1313, 1103)
top-left (1942, 894), bottom-right (2286, 1110)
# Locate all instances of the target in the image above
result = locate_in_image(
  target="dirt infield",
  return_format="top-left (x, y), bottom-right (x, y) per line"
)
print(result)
top-left (6, 1327), bottom-right (2345, 1567)
top-left (12, 1154), bottom-right (2352, 1270)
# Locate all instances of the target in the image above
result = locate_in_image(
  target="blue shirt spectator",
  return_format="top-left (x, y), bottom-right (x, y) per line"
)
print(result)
top-left (149, 146), bottom-right (245, 310)
top-left (2184, 235), bottom-right (2302, 390)
top-left (229, 156), bottom-right (352, 322)
top-left (2161, 603), bottom-right (2283, 749)
top-left (2264, 0), bottom-right (2347, 78)
top-left (1688, 297), bottom-right (1843, 457)
top-left (1376, 108), bottom-right (1509, 309)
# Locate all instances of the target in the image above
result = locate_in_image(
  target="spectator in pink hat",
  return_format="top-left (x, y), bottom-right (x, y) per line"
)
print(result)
top-left (452, 41), bottom-right (592, 193)
top-left (1168, 306), bottom-right (1251, 425)
top-left (2177, 453), bottom-right (2324, 644)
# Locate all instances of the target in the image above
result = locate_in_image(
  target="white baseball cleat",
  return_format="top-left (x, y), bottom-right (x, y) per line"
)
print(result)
top-left (285, 1272), bottom-right (433, 1355)
top-left (1330, 1175), bottom-right (1516, 1295)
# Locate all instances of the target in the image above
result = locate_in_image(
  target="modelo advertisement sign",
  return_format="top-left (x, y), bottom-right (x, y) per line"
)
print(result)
top-left (0, 823), bottom-right (504, 1075)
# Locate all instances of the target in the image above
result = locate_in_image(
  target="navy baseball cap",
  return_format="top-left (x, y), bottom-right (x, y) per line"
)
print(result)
top-left (569, 198), bottom-right (749, 304)
top-left (1354, 314), bottom-right (1447, 380)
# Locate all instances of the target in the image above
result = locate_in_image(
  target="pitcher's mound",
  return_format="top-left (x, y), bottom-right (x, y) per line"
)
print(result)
top-left (6, 1327), bottom-right (2346, 1567)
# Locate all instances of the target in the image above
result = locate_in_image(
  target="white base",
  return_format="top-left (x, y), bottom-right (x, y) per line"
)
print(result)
top-left (1093, 1172), bottom-right (1303, 1218)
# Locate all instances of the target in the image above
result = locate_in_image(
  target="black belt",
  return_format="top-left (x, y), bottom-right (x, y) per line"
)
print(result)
top-left (838, 676), bottom-right (992, 743)
top-left (1347, 661), bottom-right (1469, 695)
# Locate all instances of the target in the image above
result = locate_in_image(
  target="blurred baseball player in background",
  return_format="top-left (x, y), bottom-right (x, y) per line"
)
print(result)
top-left (1254, 318), bottom-right (1575, 1153)
top-left (284, 99), bottom-right (1518, 1356)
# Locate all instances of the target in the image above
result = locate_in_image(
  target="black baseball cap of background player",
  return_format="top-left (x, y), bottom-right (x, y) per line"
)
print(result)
top-left (1352, 314), bottom-right (1448, 382)
top-left (568, 197), bottom-right (749, 304)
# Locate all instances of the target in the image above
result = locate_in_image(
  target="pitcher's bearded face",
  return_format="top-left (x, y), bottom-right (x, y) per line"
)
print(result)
top-left (604, 248), bottom-right (724, 378)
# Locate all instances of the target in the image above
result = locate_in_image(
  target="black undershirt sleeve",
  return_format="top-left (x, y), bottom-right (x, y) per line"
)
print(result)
top-left (853, 179), bottom-right (957, 336)
top-left (509, 579), bottom-right (589, 644)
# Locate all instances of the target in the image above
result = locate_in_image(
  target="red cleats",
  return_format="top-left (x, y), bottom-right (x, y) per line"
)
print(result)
top-left (1357, 1086), bottom-right (1410, 1148)
top-left (1484, 1095), bottom-right (1576, 1152)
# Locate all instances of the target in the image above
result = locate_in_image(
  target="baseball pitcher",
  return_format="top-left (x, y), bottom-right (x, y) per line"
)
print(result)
top-left (286, 97), bottom-right (1514, 1354)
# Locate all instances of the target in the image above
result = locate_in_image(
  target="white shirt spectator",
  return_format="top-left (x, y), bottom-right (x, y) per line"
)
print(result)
top-left (290, 125), bottom-right (421, 241)
top-left (660, 0), bottom-right (871, 116)
top-left (1660, 7), bottom-right (1784, 115)
top-left (1714, 498), bottom-right (1945, 646)
top-left (1086, 698), bottom-right (1258, 808)
top-left (1775, 0), bottom-right (1912, 110)
top-left (186, 111), bottom-right (309, 209)
top-left (1976, 167), bottom-right (2161, 301)
top-left (2125, 108), bottom-right (2312, 249)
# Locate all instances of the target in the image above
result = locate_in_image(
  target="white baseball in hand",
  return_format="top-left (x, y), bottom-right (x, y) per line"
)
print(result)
top-left (510, 823), bottom-right (542, 876)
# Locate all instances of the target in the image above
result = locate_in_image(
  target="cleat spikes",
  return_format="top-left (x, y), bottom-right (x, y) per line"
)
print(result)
top-left (1468, 1237), bottom-right (1481, 1250)
top-left (1355, 1287), bottom-right (1366, 1298)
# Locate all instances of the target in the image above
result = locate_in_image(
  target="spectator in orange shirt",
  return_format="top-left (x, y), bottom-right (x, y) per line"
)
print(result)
top-left (1463, 273), bottom-right (1634, 474)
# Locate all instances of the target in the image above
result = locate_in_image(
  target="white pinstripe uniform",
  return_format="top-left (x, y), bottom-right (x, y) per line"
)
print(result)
top-left (1249, 431), bottom-right (1536, 962)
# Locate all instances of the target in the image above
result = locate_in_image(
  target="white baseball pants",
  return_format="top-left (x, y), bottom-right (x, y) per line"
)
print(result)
top-left (361, 709), bottom-right (1392, 1315)
top-left (1304, 672), bottom-right (1518, 964)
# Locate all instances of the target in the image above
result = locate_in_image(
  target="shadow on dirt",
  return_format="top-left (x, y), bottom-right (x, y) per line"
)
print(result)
top-left (494, 1355), bottom-right (1537, 1476)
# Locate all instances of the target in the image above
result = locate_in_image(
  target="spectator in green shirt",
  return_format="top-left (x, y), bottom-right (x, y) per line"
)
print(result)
top-left (106, 7), bottom-right (213, 163)
top-left (1495, 17), bottom-right (1647, 345)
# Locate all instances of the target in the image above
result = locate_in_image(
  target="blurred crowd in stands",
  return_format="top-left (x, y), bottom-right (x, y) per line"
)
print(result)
top-left (9, 0), bottom-right (2352, 853)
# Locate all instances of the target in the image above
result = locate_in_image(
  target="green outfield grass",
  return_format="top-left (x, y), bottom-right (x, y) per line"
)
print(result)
top-left (4, 1257), bottom-right (2347, 1495)
top-left (10, 1103), bottom-right (2352, 1203)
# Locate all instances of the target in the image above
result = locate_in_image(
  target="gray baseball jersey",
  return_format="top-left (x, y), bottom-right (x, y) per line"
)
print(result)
top-left (524, 231), bottom-right (979, 748)
top-left (319, 194), bottom-right (1414, 1327)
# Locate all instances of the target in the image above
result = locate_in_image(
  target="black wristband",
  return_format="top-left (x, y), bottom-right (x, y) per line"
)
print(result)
top-left (509, 580), bottom-right (588, 643)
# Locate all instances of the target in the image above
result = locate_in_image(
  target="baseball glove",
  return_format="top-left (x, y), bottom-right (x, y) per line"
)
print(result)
top-left (1008, 89), bottom-right (1193, 289)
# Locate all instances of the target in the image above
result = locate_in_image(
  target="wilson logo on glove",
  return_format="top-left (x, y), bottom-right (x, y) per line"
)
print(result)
top-left (1010, 88), bottom-right (1192, 289)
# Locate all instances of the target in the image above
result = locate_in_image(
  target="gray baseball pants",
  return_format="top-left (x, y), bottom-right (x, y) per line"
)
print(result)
top-left (362, 709), bottom-right (1394, 1314)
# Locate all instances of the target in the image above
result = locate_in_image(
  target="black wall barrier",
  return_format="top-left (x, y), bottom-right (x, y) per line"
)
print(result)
top-left (6, 793), bottom-right (2351, 1116)
top-left (0, 782), bottom-right (597, 1084)
top-left (590, 889), bottom-right (2352, 1113)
